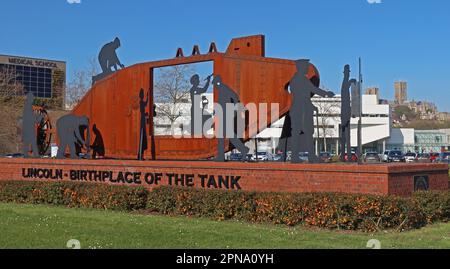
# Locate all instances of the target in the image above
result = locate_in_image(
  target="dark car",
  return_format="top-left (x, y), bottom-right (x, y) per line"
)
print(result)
top-left (319, 152), bottom-right (332, 163)
top-left (416, 153), bottom-right (431, 163)
top-left (437, 152), bottom-right (450, 164)
top-left (387, 151), bottom-right (405, 163)
top-left (229, 153), bottom-right (242, 161)
top-left (4, 153), bottom-right (24, 158)
top-left (364, 152), bottom-right (381, 163)
top-left (273, 154), bottom-right (283, 162)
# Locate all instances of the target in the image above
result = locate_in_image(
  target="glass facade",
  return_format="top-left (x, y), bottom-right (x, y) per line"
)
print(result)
top-left (0, 63), bottom-right (53, 98)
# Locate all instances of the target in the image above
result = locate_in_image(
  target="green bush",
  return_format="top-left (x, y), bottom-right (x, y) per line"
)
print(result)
top-left (1, 180), bottom-right (450, 232)
top-left (147, 186), bottom-right (431, 232)
top-left (0, 181), bottom-right (148, 211)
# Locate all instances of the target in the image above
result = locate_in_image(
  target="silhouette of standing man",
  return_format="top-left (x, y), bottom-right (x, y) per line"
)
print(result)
top-left (138, 89), bottom-right (149, 160)
top-left (190, 74), bottom-right (212, 136)
top-left (22, 92), bottom-right (42, 158)
top-left (91, 124), bottom-right (105, 159)
top-left (287, 60), bottom-right (334, 163)
top-left (212, 75), bottom-right (249, 162)
top-left (340, 65), bottom-right (357, 162)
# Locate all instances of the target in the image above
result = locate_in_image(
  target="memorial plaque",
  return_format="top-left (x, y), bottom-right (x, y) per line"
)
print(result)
top-left (414, 175), bottom-right (430, 191)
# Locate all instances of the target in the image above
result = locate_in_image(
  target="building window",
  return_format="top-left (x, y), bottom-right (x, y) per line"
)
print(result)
top-left (0, 63), bottom-right (53, 98)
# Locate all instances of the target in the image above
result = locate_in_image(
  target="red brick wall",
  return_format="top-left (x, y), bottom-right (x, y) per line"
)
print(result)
top-left (0, 158), bottom-right (448, 196)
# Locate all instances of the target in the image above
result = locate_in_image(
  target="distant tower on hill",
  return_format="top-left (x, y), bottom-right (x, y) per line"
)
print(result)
top-left (394, 81), bottom-right (408, 105)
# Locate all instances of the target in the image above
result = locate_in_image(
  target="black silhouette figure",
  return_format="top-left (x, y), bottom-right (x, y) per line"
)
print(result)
top-left (190, 74), bottom-right (212, 136)
top-left (277, 113), bottom-right (292, 162)
top-left (56, 115), bottom-right (90, 159)
top-left (22, 92), bottom-right (43, 158)
top-left (91, 124), bottom-right (105, 159)
top-left (212, 75), bottom-right (249, 162)
top-left (340, 65), bottom-right (357, 162)
top-left (92, 37), bottom-right (125, 84)
top-left (138, 89), bottom-right (149, 160)
top-left (286, 60), bottom-right (335, 163)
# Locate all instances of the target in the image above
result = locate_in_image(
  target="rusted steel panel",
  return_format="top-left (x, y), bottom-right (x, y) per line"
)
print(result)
top-left (72, 36), bottom-right (320, 160)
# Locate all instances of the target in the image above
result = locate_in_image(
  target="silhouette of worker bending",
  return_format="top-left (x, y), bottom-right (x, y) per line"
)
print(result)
top-left (340, 65), bottom-right (357, 162)
top-left (284, 59), bottom-right (335, 163)
top-left (212, 75), bottom-right (249, 162)
top-left (190, 74), bottom-right (212, 136)
top-left (22, 92), bottom-right (43, 158)
top-left (92, 37), bottom-right (125, 84)
top-left (56, 115), bottom-right (90, 159)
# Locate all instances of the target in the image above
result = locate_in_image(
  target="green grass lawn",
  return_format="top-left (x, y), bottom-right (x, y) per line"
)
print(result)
top-left (1, 203), bottom-right (450, 249)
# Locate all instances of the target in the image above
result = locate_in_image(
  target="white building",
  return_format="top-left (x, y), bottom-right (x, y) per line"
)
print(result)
top-left (386, 128), bottom-right (450, 153)
top-left (153, 92), bottom-right (449, 155)
top-left (252, 94), bottom-right (391, 154)
top-left (154, 93), bottom-right (214, 137)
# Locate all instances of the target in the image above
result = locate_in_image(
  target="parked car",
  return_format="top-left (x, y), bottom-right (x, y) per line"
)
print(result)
top-left (283, 152), bottom-right (311, 163)
top-left (430, 153), bottom-right (440, 163)
top-left (364, 152), bottom-right (381, 163)
top-left (416, 153), bottom-right (431, 163)
top-left (387, 150), bottom-right (405, 163)
top-left (437, 152), bottom-right (450, 164)
top-left (229, 153), bottom-right (243, 161)
top-left (251, 152), bottom-right (274, 162)
top-left (273, 154), bottom-right (283, 162)
top-left (319, 152), bottom-right (332, 163)
top-left (343, 152), bottom-right (358, 162)
top-left (4, 153), bottom-right (24, 158)
top-left (382, 151), bottom-right (391, 162)
top-left (405, 152), bottom-right (418, 163)
top-left (299, 152), bottom-right (310, 163)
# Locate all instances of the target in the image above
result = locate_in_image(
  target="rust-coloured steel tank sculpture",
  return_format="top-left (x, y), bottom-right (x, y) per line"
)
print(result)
top-left (72, 35), bottom-right (320, 160)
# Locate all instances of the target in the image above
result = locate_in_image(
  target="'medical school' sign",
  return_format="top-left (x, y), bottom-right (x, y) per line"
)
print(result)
top-left (21, 168), bottom-right (242, 190)
top-left (8, 57), bottom-right (58, 69)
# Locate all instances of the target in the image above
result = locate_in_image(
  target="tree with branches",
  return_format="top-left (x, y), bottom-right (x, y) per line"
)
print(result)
top-left (153, 65), bottom-right (195, 135)
top-left (66, 56), bottom-right (99, 109)
top-left (313, 95), bottom-right (340, 152)
top-left (0, 67), bottom-right (25, 154)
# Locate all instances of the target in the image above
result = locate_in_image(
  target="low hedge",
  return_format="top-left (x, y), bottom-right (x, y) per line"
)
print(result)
top-left (0, 181), bottom-right (148, 211)
top-left (1, 180), bottom-right (450, 232)
top-left (147, 187), bottom-right (428, 232)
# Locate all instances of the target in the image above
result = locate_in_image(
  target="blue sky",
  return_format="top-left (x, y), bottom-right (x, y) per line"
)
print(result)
top-left (1, 0), bottom-right (449, 111)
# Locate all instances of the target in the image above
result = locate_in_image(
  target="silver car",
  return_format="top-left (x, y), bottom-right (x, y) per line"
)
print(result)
top-left (382, 151), bottom-right (390, 162)
top-left (251, 152), bottom-right (274, 162)
top-left (405, 152), bottom-right (418, 163)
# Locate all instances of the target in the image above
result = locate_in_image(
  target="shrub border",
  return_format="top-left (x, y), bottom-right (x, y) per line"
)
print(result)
top-left (1, 180), bottom-right (450, 232)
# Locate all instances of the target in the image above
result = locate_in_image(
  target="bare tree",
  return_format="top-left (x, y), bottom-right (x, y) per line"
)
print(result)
top-left (66, 56), bottom-right (99, 109)
top-left (0, 67), bottom-right (25, 154)
top-left (154, 65), bottom-right (195, 134)
top-left (313, 96), bottom-right (340, 152)
top-left (0, 66), bottom-right (24, 100)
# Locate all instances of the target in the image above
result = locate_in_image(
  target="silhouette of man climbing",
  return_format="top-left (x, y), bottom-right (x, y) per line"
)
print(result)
top-left (22, 92), bottom-right (43, 158)
top-left (212, 75), bottom-right (249, 162)
top-left (98, 37), bottom-right (125, 74)
top-left (340, 65), bottom-right (357, 162)
top-left (190, 74), bottom-right (212, 136)
top-left (138, 89), bottom-right (149, 160)
top-left (56, 115), bottom-right (90, 159)
top-left (287, 60), bottom-right (335, 163)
